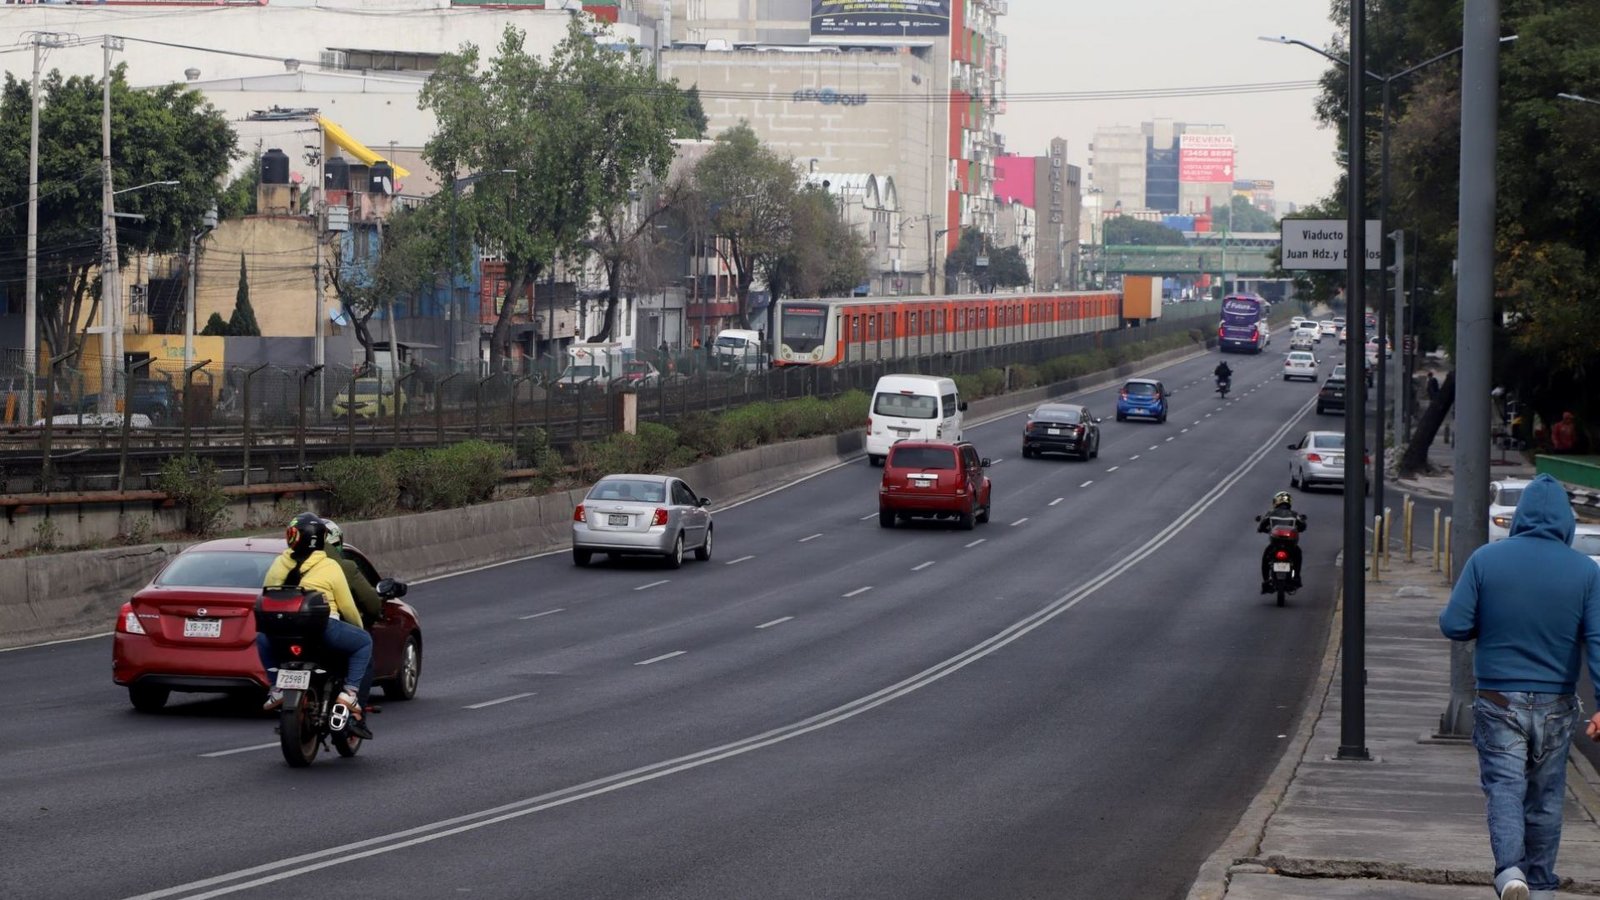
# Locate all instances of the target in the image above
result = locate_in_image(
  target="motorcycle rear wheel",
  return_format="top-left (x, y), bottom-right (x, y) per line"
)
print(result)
top-left (279, 687), bottom-right (321, 768)
top-left (1276, 587), bottom-right (1287, 607)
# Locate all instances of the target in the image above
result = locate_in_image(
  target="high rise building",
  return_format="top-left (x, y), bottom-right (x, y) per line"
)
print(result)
top-left (1090, 120), bottom-right (1234, 216)
top-left (995, 138), bottom-right (1080, 290)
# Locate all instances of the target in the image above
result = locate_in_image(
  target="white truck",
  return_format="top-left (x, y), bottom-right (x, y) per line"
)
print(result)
top-left (711, 329), bottom-right (766, 372)
top-left (552, 343), bottom-right (630, 392)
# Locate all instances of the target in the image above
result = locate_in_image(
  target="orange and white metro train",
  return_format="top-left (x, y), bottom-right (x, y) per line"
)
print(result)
top-left (771, 290), bottom-right (1124, 366)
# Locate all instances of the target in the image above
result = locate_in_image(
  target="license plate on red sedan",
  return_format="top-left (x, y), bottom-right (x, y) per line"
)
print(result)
top-left (183, 618), bottom-right (222, 639)
top-left (607, 514), bottom-right (630, 526)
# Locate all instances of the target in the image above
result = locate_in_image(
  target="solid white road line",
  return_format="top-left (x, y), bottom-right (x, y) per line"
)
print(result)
top-left (518, 608), bottom-right (565, 621)
top-left (842, 586), bottom-right (873, 598)
top-left (0, 630), bottom-right (113, 653)
top-left (634, 651), bottom-right (686, 666)
top-left (798, 533), bottom-right (823, 543)
top-left (912, 561), bottom-right (936, 571)
top-left (755, 617), bottom-right (793, 630)
top-left (199, 742), bottom-right (278, 759)
top-left (964, 539), bottom-right (986, 548)
top-left (1049, 498), bottom-right (1064, 506)
top-left (1010, 518), bottom-right (1029, 527)
top-left (464, 692), bottom-right (536, 710)
top-left (1080, 480), bottom-right (1093, 488)
top-left (128, 394), bottom-right (1321, 900)
top-left (725, 555), bottom-right (755, 565)
top-left (634, 580), bottom-right (670, 592)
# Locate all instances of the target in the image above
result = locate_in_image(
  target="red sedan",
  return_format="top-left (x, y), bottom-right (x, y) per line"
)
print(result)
top-left (112, 537), bottom-right (422, 712)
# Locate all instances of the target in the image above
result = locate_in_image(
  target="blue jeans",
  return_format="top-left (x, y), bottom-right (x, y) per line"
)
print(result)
top-left (1473, 691), bottom-right (1581, 892)
top-left (256, 618), bottom-right (373, 697)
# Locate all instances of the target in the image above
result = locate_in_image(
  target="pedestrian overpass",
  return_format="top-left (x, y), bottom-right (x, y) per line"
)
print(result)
top-left (1096, 231), bottom-right (1280, 277)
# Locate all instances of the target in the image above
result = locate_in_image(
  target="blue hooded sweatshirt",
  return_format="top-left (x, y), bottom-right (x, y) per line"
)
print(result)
top-left (1440, 474), bottom-right (1600, 699)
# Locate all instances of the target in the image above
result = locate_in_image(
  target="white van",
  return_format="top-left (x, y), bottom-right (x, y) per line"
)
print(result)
top-left (866, 374), bottom-right (966, 466)
top-left (712, 329), bottom-right (764, 372)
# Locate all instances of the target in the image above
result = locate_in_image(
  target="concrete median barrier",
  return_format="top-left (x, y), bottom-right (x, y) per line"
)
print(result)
top-left (0, 542), bottom-right (187, 649)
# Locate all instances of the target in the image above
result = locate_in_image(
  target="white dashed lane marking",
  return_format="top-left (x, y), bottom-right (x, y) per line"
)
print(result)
top-left (965, 539), bottom-right (986, 548)
top-left (1080, 480), bottom-right (1093, 488)
top-left (912, 561), bottom-right (936, 571)
top-left (634, 580), bottom-right (670, 592)
top-left (725, 555), bottom-right (754, 565)
top-left (1010, 518), bottom-right (1029, 527)
top-left (518, 608), bottom-right (564, 621)
top-left (798, 533), bottom-right (822, 543)
top-left (1049, 498), bottom-right (1064, 506)
top-left (755, 617), bottom-right (793, 630)
top-left (1107, 466), bottom-right (1120, 472)
top-left (465, 692), bottom-right (536, 710)
top-left (842, 586), bottom-right (873, 598)
top-left (635, 651), bottom-right (686, 666)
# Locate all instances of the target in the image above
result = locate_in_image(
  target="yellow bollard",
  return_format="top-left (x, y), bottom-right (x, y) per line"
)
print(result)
top-left (1383, 506), bottom-right (1394, 562)
top-left (1432, 508), bottom-right (1442, 572)
top-left (1404, 498), bottom-right (1415, 563)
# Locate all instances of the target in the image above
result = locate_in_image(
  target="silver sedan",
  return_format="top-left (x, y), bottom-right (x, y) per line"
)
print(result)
top-left (1288, 430), bottom-right (1352, 491)
top-left (572, 474), bottom-right (713, 569)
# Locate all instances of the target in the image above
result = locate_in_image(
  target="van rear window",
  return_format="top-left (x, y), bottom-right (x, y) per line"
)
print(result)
top-left (874, 392), bottom-right (938, 420)
top-left (888, 446), bottom-right (956, 469)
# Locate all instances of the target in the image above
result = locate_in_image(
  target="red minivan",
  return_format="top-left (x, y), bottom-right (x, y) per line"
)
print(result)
top-left (878, 441), bottom-right (992, 530)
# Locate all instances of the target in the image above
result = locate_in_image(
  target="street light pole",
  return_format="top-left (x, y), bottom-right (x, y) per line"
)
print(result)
top-left (100, 36), bottom-right (125, 415)
top-left (25, 32), bottom-right (66, 418)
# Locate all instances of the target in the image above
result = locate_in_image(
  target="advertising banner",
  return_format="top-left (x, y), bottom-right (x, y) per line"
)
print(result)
top-left (811, 0), bottom-right (952, 38)
top-left (1178, 134), bottom-right (1235, 184)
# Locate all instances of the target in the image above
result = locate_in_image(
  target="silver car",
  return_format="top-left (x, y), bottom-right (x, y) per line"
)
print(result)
top-left (572, 474), bottom-right (713, 568)
top-left (1288, 430), bottom-right (1352, 491)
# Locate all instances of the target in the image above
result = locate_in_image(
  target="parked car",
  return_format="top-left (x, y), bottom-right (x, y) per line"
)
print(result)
top-left (80, 378), bottom-right (179, 424)
top-left (333, 378), bottom-right (406, 419)
top-left (1115, 378), bottom-right (1169, 423)
top-left (1572, 524), bottom-right (1600, 568)
top-left (1288, 430), bottom-right (1366, 492)
top-left (610, 361), bottom-right (661, 389)
top-left (572, 474), bottom-right (712, 568)
top-left (1283, 350), bottom-right (1319, 381)
top-left (1488, 478), bottom-right (1531, 542)
top-left (1022, 402), bottom-right (1100, 460)
top-left (1316, 377), bottom-right (1347, 416)
top-left (112, 537), bottom-right (422, 711)
top-left (878, 440), bottom-right (991, 530)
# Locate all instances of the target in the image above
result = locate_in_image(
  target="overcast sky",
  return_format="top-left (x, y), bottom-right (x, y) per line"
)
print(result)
top-left (998, 0), bottom-right (1344, 212)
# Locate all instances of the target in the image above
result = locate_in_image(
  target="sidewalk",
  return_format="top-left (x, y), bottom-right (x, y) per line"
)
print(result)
top-left (1188, 430), bottom-right (1600, 899)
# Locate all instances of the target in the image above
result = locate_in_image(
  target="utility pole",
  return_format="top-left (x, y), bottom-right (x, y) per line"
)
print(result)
top-left (1442, 0), bottom-right (1500, 737)
top-left (1391, 231), bottom-right (1406, 444)
top-left (99, 36), bottom-right (125, 415)
top-left (26, 33), bottom-right (66, 419)
top-left (185, 228), bottom-right (198, 368)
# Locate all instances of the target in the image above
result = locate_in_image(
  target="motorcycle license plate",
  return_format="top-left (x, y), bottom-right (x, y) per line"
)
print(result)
top-left (183, 618), bottom-right (222, 639)
top-left (607, 514), bottom-right (630, 526)
top-left (275, 669), bottom-right (311, 690)
top-left (1272, 563), bottom-right (1293, 574)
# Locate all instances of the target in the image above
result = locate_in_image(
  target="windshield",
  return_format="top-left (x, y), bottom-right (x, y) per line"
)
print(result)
top-left (588, 479), bottom-right (667, 503)
top-left (874, 391), bottom-right (938, 419)
top-left (1310, 434), bottom-right (1346, 450)
top-left (889, 446), bottom-right (956, 470)
top-left (780, 305), bottom-right (828, 352)
top-left (355, 379), bottom-right (382, 393)
top-left (157, 551), bottom-right (277, 588)
top-left (714, 336), bottom-right (746, 348)
top-left (1494, 487), bottom-right (1524, 507)
top-left (1123, 382), bottom-right (1157, 397)
top-left (1033, 406), bottom-right (1082, 424)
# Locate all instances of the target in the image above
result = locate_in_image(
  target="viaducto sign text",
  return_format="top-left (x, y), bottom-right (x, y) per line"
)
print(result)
top-left (1279, 218), bottom-right (1382, 271)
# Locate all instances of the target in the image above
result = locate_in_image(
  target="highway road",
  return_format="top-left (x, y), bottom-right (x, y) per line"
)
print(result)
top-left (1, 338), bottom-right (1357, 900)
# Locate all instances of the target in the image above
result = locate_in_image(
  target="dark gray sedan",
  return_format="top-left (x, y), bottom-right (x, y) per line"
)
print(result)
top-left (571, 474), bottom-right (713, 569)
top-left (1022, 402), bottom-right (1101, 460)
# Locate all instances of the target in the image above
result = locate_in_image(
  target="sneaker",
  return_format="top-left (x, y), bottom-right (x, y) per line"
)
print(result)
top-left (262, 689), bottom-right (284, 712)
top-left (1501, 879), bottom-right (1530, 900)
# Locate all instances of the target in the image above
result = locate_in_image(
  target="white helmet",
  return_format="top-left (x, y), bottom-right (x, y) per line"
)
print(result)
top-left (321, 518), bottom-right (343, 548)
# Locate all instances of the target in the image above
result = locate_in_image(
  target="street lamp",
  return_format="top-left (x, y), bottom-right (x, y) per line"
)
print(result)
top-left (1558, 92), bottom-right (1600, 105)
top-left (447, 169), bottom-right (516, 372)
top-left (100, 178), bottom-right (179, 413)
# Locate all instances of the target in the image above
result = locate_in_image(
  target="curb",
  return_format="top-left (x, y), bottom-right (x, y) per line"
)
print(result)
top-left (1184, 574), bottom-right (1346, 900)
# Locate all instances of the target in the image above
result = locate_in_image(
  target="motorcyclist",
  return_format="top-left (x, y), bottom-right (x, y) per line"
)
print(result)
top-left (1257, 491), bottom-right (1307, 593)
top-left (257, 512), bottom-right (374, 740)
top-left (1214, 360), bottom-right (1234, 392)
top-left (321, 518), bottom-right (384, 712)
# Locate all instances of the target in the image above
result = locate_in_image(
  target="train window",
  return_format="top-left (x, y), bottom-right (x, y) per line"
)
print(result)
top-left (868, 315), bottom-right (876, 339)
top-left (851, 316), bottom-right (861, 340)
top-left (937, 311), bottom-right (945, 329)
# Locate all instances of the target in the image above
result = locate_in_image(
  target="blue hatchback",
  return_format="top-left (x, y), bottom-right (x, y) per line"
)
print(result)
top-left (1116, 378), bottom-right (1168, 423)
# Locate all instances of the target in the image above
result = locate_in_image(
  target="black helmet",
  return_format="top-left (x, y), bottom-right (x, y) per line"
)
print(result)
top-left (285, 512), bottom-right (327, 554)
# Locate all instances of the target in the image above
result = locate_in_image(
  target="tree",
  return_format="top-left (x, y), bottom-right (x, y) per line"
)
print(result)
top-left (326, 204), bottom-right (442, 368)
top-left (1211, 195), bottom-right (1278, 233)
top-left (227, 254), bottom-right (260, 336)
top-left (680, 85), bottom-right (709, 139)
top-left (421, 19), bottom-right (685, 372)
top-left (586, 180), bottom-right (686, 342)
top-left (986, 245), bottom-right (1030, 289)
top-left (0, 65), bottom-right (236, 363)
top-left (692, 122), bottom-right (799, 326)
top-left (761, 185), bottom-right (868, 301)
top-left (200, 312), bottom-right (229, 336)
top-left (1101, 216), bottom-right (1187, 246)
top-left (217, 147), bottom-right (260, 221)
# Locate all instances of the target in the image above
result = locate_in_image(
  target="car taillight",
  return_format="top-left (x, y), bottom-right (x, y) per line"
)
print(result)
top-left (866, 416), bottom-right (872, 431)
top-left (1492, 515), bottom-right (1512, 529)
top-left (651, 508), bottom-right (669, 526)
top-left (1251, 326), bottom-right (1260, 340)
top-left (1305, 453), bottom-right (1322, 462)
top-left (1074, 425), bottom-right (1084, 434)
top-left (117, 602), bottom-right (146, 635)
top-left (1275, 550), bottom-right (1290, 561)
top-left (573, 504), bottom-right (586, 523)
top-left (1218, 326), bottom-right (1225, 339)
top-left (1120, 390), bottom-right (1129, 400)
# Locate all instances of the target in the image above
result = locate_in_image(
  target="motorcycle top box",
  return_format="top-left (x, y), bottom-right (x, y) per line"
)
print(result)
top-left (254, 588), bottom-right (330, 646)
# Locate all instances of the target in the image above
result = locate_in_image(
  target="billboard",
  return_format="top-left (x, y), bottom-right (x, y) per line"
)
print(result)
top-left (811, 0), bottom-right (952, 39)
top-left (1178, 134), bottom-right (1235, 184)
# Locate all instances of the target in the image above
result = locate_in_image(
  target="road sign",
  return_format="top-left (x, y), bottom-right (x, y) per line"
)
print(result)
top-left (1279, 218), bottom-right (1382, 271)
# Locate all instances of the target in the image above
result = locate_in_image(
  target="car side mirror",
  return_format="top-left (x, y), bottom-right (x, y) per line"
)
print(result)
top-left (698, 498), bottom-right (711, 508)
top-left (958, 401), bottom-right (969, 412)
top-left (979, 457), bottom-right (991, 468)
top-left (1286, 444), bottom-right (1298, 451)
top-left (376, 578), bottom-right (407, 599)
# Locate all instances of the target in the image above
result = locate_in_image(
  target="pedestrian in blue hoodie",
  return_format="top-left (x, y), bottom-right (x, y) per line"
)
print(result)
top-left (1440, 474), bottom-right (1600, 900)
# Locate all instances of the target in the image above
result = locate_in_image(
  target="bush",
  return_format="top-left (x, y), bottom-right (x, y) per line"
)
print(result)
top-left (673, 411), bottom-right (726, 458)
top-left (158, 454), bottom-right (229, 536)
top-left (417, 440), bottom-right (511, 509)
top-left (381, 448), bottom-right (432, 510)
top-left (717, 402), bottom-right (779, 451)
top-left (317, 455), bottom-right (398, 519)
top-left (515, 426), bottom-right (565, 476)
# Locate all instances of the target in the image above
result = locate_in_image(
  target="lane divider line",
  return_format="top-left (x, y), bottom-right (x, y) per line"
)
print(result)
top-left (798, 533), bottom-right (823, 543)
top-left (633, 580), bottom-right (670, 592)
top-left (518, 609), bottom-right (565, 621)
top-left (1010, 518), bottom-right (1029, 527)
top-left (1048, 498), bottom-right (1064, 507)
top-left (859, 513), bottom-right (877, 521)
top-left (725, 556), bottom-right (754, 566)
top-left (755, 617), bottom-right (793, 630)
top-left (912, 561), bottom-right (936, 571)
top-left (1080, 480), bottom-right (1093, 488)
top-left (1106, 466), bottom-right (1120, 472)
top-left (964, 539), bottom-right (986, 548)
top-left (1130, 455), bottom-right (1141, 461)
top-left (634, 651), bottom-right (686, 666)
top-left (199, 742), bottom-right (278, 759)
top-left (842, 586), bottom-right (873, 598)
top-left (464, 692), bottom-right (536, 710)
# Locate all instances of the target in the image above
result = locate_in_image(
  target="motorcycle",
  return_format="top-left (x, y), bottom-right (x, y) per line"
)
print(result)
top-left (1256, 515), bottom-right (1300, 607)
top-left (1216, 376), bottom-right (1231, 398)
top-left (254, 578), bottom-right (408, 767)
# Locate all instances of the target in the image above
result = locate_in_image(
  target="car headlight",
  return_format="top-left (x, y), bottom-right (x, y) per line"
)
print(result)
top-left (1492, 515), bottom-right (1512, 529)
